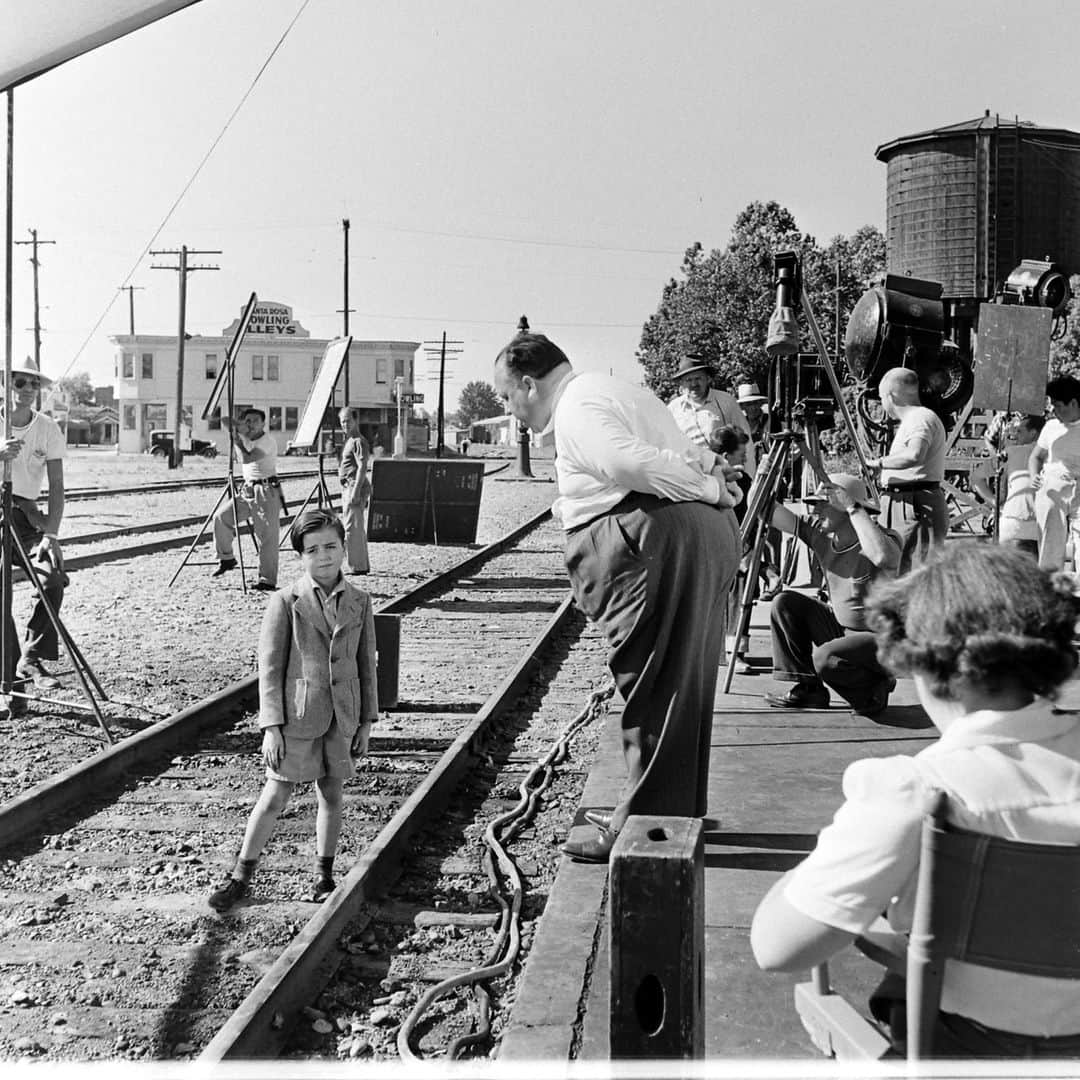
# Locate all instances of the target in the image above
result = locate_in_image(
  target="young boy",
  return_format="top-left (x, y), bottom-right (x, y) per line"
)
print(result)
top-left (751, 544), bottom-right (1080, 1057)
top-left (208, 508), bottom-right (379, 912)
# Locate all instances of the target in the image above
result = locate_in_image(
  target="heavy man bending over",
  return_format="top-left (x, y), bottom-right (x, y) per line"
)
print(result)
top-left (0, 358), bottom-right (68, 715)
top-left (494, 332), bottom-right (741, 863)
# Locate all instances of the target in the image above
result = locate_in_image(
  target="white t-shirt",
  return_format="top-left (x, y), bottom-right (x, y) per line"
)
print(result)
top-left (9, 411), bottom-right (65, 500)
top-left (1037, 418), bottom-right (1080, 481)
top-left (239, 430), bottom-right (278, 482)
top-left (881, 406), bottom-right (946, 484)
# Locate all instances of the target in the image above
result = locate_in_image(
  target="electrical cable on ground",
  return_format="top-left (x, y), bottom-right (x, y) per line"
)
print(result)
top-left (396, 678), bottom-right (616, 1061)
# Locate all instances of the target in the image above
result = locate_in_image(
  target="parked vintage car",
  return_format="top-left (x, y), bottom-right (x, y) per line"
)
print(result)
top-left (148, 429), bottom-right (218, 458)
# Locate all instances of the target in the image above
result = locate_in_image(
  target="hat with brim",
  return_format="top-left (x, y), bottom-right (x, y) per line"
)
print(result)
top-left (737, 382), bottom-right (767, 404)
top-left (3, 357), bottom-right (53, 388)
top-left (673, 354), bottom-right (714, 380)
top-left (804, 472), bottom-right (880, 513)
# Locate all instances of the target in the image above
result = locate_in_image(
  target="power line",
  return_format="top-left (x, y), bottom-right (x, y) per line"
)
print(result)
top-left (59, 0), bottom-right (311, 381)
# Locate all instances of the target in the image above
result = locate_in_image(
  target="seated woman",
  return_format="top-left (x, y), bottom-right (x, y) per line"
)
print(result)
top-left (750, 543), bottom-right (1080, 1057)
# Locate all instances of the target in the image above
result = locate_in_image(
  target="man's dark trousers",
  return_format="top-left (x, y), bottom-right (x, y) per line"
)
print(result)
top-left (564, 493), bottom-right (739, 832)
top-left (770, 590), bottom-right (889, 710)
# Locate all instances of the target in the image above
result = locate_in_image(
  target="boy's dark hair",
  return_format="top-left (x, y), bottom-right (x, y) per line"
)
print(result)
top-left (495, 333), bottom-right (570, 380)
top-left (291, 508), bottom-right (345, 553)
top-left (1045, 375), bottom-right (1080, 407)
top-left (867, 542), bottom-right (1080, 700)
top-left (243, 407), bottom-right (267, 422)
top-left (714, 424), bottom-right (749, 455)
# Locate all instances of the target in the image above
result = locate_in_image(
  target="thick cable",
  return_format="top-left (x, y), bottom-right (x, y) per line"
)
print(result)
top-left (397, 679), bottom-right (615, 1061)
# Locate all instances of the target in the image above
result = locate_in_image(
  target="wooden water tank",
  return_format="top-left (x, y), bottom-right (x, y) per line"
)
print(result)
top-left (876, 113), bottom-right (1080, 300)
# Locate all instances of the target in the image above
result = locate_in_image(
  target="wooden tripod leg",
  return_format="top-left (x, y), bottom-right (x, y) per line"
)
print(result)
top-left (11, 531), bottom-right (114, 745)
top-left (168, 478), bottom-right (235, 587)
top-left (722, 438), bottom-right (791, 694)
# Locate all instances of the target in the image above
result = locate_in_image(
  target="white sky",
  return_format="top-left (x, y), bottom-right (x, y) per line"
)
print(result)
top-left (6, 0), bottom-right (1080, 411)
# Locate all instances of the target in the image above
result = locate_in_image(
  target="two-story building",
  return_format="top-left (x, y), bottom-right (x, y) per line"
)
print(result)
top-left (111, 300), bottom-right (419, 454)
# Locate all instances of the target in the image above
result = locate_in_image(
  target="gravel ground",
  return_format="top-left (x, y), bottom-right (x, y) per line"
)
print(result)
top-left (0, 450), bottom-right (561, 803)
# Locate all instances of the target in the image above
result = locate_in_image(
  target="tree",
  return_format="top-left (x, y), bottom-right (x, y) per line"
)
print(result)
top-left (456, 380), bottom-right (503, 428)
top-left (1049, 275), bottom-right (1080, 378)
top-left (636, 202), bottom-right (886, 400)
top-left (54, 371), bottom-right (95, 404)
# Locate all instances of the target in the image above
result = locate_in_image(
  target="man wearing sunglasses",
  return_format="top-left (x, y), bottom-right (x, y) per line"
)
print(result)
top-left (0, 358), bottom-right (68, 717)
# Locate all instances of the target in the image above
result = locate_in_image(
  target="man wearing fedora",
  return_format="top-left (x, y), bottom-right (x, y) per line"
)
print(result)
top-left (763, 474), bottom-right (900, 716)
top-left (667, 353), bottom-right (756, 478)
top-left (0, 358), bottom-right (69, 716)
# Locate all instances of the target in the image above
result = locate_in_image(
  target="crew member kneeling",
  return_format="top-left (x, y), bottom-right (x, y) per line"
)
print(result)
top-left (764, 473), bottom-right (899, 716)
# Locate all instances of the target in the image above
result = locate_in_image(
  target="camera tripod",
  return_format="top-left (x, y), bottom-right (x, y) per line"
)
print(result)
top-left (721, 251), bottom-right (878, 694)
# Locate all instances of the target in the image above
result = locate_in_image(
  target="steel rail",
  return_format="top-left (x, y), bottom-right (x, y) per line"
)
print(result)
top-left (0, 505), bottom-right (555, 850)
top-left (63, 467), bottom-right (319, 501)
top-left (198, 590), bottom-right (577, 1063)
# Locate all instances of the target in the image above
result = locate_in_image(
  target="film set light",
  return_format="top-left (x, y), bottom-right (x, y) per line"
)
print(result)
top-left (1000, 259), bottom-right (1071, 317)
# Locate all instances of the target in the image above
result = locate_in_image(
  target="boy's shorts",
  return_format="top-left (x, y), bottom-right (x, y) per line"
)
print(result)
top-left (266, 716), bottom-right (356, 783)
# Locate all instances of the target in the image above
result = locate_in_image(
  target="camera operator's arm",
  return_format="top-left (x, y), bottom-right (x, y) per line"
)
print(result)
top-left (866, 436), bottom-right (926, 473)
top-left (222, 417), bottom-right (268, 463)
top-left (830, 485), bottom-right (900, 572)
top-left (37, 458), bottom-right (65, 567)
top-left (770, 502), bottom-right (800, 534)
top-left (1029, 442), bottom-right (1048, 490)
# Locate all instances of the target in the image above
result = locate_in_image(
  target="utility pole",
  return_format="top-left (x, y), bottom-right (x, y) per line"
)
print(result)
top-left (118, 284), bottom-right (145, 336)
top-left (335, 218), bottom-right (356, 409)
top-left (151, 245), bottom-right (220, 468)
top-left (14, 228), bottom-right (56, 389)
top-left (423, 332), bottom-right (463, 458)
top-left (515, 314), bottom-right (533, 477)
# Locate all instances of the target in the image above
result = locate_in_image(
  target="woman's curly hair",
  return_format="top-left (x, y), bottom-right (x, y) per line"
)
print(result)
top-left (866, 543), bottom-right (1080, 701)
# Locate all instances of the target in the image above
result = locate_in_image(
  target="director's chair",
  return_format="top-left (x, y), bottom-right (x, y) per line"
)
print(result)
top-left (793, 792), bottom-right (1080, 1063)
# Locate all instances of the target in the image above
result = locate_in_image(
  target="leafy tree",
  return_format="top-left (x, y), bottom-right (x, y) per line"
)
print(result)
top-left (636, 202), bottom-right (885, 401)
top-left (456, 380), bottom-right (503, 427)
top-left (54, 371), bottom-right (95, 404)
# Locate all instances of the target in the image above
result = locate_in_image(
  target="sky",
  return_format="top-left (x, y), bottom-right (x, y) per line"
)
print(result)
top-left (6, 0), bottom-right (1080, 413)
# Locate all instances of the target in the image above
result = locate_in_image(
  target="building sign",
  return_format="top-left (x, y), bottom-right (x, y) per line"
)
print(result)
top-left (222, 301), bottom-right (309, 339)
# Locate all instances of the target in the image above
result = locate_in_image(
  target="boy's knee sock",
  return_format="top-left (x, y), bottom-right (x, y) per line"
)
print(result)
top-left (315, 855), bottom-right (334, 882)
top-left (232, 857), bottom-right (258, 883)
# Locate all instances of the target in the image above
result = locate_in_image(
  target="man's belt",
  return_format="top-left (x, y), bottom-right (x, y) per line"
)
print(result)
top-left (883, 481), bottom-right (940, 493)
top-left (248, 477), bottom-right (280, 486)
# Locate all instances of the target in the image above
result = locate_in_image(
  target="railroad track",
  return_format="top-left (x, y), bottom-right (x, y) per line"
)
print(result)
top-left (0, 507), bottom-right (611, 1063)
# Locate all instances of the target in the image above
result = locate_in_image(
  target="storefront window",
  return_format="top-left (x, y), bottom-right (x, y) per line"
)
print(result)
top-left (122, 404), bottom-right (136, 429)
top-left (269, 406), bottom-right (282, 431)
top-left (285, 406), bottom-right (298, 430)
top-left (394, 357), bottom-right (405, 378)
top-left (208, 407), bottom-right (221, 431)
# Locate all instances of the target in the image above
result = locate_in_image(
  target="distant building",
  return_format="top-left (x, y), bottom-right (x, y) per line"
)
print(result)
top-left (467, 414), bottom-right (552, 449)
top-left (110, 300), bottom-right (419, 454)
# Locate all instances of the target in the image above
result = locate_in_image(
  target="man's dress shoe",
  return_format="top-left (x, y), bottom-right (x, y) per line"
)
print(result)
top-left (584, 809), bottom-right (613, 830)
top-left (561, 827), bottom-right (615, 863)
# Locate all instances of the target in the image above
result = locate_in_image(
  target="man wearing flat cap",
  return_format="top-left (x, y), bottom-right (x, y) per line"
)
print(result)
top-left (0, 357), bottom-right (69, 716)
top-left (667, 354), bottom-right (756, 478)
top-left (763, 473), bottom-right (900, 717)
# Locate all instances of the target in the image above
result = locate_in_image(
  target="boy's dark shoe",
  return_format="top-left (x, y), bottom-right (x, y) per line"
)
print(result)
top-left (312, 876), bottom-right (336, 903)
top-left (16, 658), bottom-right (60, 691)
top-left (208, 876), bottom-right (248, 912)
top-left (252, 581), bottom-right (277, 591)
top-left (211, 559), bottom-right (238, 577)
top-left (0, 693), bottom-right (27, 719)
top-left (764, 681), bottom-right (830, 709)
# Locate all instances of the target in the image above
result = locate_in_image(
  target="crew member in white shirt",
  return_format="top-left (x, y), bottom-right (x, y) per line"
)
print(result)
top-left (866, 367), bottom-right (947, 574)
top-left (0, 358), bottom-right (68, 716)
top-left (1029, 375), bottom-right (1080, 572)
top-left (213, 408), bottom-right (282, 590)
top-left (494, 331), bottom-right (742, 863)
